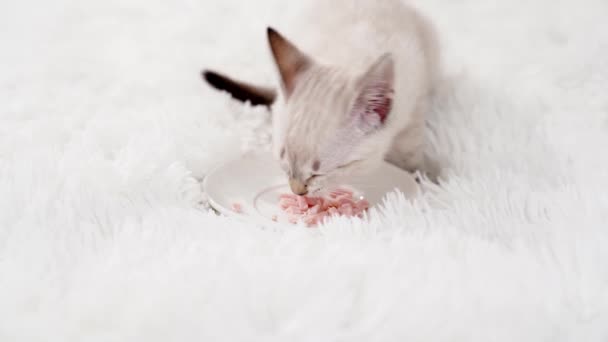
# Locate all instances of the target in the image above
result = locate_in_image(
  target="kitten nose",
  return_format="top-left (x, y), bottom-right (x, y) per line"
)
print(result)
top-left (289, 178), bottom-right (308, 195)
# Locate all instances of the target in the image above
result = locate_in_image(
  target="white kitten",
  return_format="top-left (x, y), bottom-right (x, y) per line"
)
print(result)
top-left (203, 0), bottom-right (441, 195)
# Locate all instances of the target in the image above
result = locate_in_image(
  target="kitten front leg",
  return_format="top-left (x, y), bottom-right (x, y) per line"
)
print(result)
top-left (385, 150), bottom-right (440, 183)
top-left (385, 127), bottom-right (440, 183)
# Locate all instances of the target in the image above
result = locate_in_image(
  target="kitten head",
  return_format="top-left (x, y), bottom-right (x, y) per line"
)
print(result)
top-left (267, 28), bottom-right (395, 195)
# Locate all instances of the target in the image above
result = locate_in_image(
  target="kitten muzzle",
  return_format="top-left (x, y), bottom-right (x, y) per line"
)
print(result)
top-left (289, 178), bottom-right (308, 195)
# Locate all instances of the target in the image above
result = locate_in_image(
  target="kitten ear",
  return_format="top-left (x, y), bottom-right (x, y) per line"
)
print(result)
top-left (267, 27), bottom-right (311, 96)
top-left (352, 53), bottom-right (395, 131)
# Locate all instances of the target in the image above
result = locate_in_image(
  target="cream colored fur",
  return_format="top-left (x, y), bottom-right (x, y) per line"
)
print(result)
top-left (270, 0), bottom-right (441, 193)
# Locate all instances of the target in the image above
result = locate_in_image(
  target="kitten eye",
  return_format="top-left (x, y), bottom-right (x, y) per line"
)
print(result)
top-left (280, 147), bottom-right (285, 159)
top-left (337, 159), bottom-right (363, 169)
top-left (312, 160), bottom-right (320, 172)
top-left (306, 174), bottom-right (321, 183)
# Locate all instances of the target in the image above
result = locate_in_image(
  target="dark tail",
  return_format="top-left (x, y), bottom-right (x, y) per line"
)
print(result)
top-left (201, 70), bottom-right (277, 107)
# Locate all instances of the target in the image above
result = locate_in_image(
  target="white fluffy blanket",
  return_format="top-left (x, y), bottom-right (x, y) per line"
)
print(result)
top-left (1, 0), bottom-right (607, 341)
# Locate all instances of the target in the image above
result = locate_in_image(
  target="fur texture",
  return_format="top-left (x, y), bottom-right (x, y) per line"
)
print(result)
top-left (205, 0), bottom-right (441, 194)
top-left (1, 0), bottom-right (608, 341)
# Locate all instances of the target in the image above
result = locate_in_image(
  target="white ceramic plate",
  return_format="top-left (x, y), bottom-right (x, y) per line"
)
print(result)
top-left (203, 152), bottom-right (419, 225)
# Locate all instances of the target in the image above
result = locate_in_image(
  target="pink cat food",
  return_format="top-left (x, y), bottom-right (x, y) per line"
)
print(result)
top-left (278, 188), bottom-right (369, 226)
top-left (231, 202), bottom-right (243, 213)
